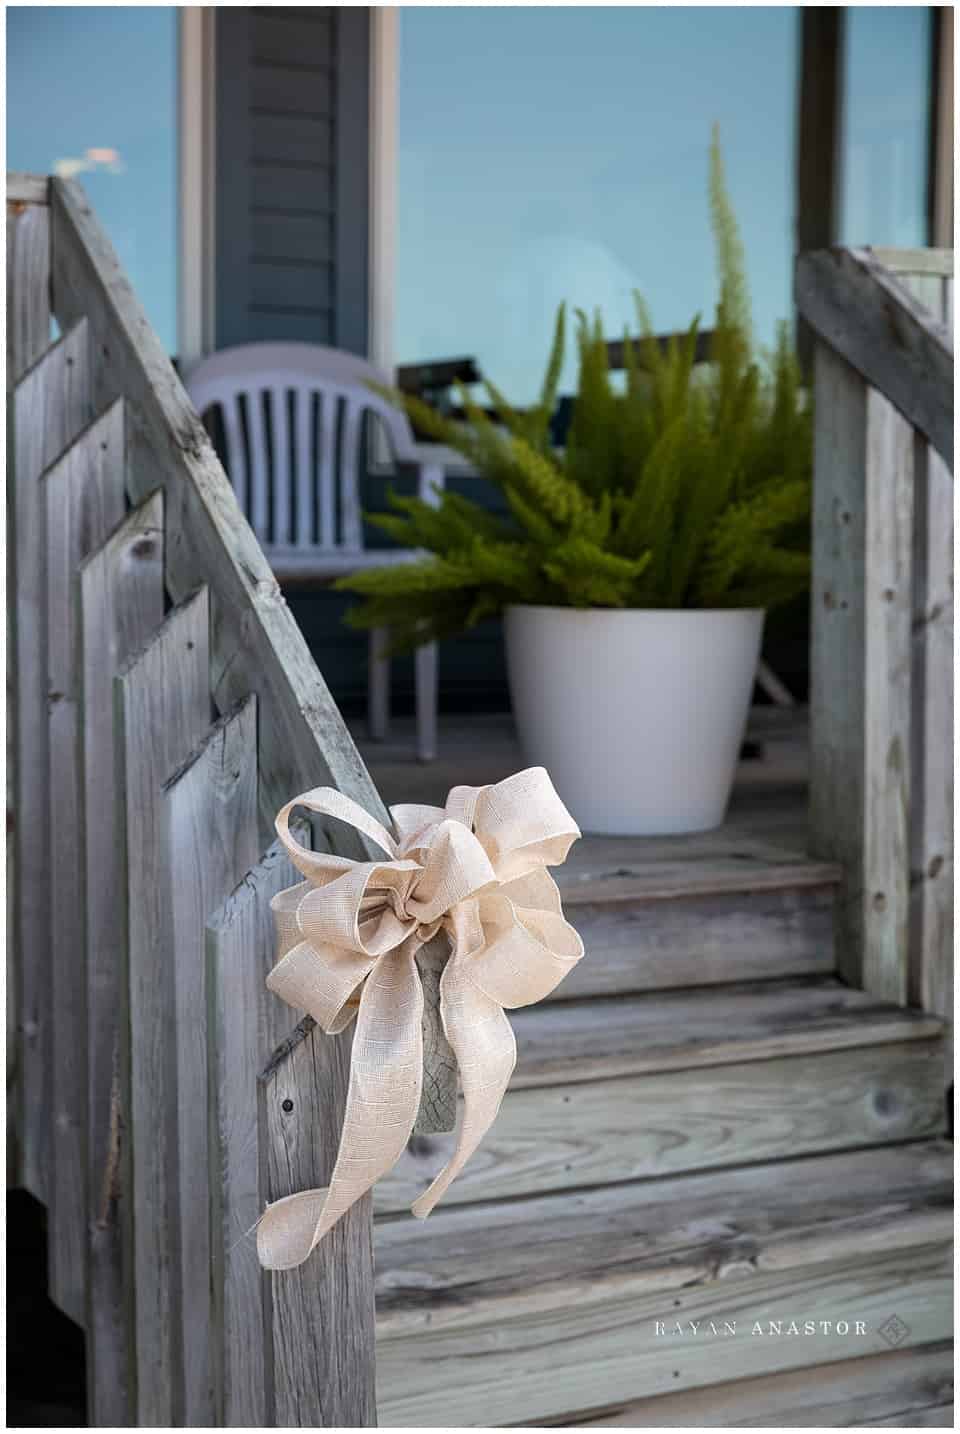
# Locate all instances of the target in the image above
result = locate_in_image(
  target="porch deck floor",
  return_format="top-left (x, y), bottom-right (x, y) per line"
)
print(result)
top-left (350, 704), bottom-right (814, 876)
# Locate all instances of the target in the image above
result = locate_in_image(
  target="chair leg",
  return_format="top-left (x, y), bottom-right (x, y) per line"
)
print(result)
top-left (369, 626), bottom-right (390, 741)
top-left (415, 639), bottom-right (438, 763)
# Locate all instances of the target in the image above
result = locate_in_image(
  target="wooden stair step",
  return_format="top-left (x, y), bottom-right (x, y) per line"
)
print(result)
top-left (509, 976), bottom-right (944, 1088)
top-left (557, 830), bottom-right (841, 902)
top-left (560, 1341), bottom-right (953, 1427)
top-left (375, 978), bottom-right (944, 1212)
top-left (374, 1140), bottom-right (953, 1427)
top-left (554, 833), bottom-right (841, 997)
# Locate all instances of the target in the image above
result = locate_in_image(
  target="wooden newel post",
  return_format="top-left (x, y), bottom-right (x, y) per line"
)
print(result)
top-left (414, 934), bottom-right (458, 1134)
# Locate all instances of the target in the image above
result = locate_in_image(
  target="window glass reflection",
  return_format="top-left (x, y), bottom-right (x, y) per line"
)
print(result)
top-left (841, 6), bottom-right (932, 247)
top-left (396, 7), bottom-right (797, 403)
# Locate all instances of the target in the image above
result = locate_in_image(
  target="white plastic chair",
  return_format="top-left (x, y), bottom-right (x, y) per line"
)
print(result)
top-left (185, 341), bottom-right (448, 761)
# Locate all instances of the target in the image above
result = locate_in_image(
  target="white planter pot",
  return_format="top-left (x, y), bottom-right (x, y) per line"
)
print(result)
top-left (504, 604), bottom-right (764, 836)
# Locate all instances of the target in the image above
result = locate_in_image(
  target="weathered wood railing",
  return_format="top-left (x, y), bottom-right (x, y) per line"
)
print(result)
top-left (797, 247), bottom-right (953, 1058)
top-left (7, 173), bottom-right (384, 1425)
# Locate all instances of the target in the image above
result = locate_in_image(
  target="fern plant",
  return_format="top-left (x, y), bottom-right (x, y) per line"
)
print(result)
top-left (337, 129), bottom-right (811, 652)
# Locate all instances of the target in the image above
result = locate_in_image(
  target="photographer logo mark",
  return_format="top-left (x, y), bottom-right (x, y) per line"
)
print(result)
top-left (877, 1315), bottom-right (911, 1348)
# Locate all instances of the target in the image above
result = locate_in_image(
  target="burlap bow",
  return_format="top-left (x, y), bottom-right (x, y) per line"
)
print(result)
top-left (256, 767), bottom-right (583, 1269)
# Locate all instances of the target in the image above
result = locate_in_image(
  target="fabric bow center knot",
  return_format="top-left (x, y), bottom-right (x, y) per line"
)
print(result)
top-left (289, 812), bottom-right (499, 974)
top-left (257, 767), bottom-right (584, 1271)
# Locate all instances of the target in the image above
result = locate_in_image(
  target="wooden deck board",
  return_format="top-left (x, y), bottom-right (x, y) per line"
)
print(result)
top-left (378, 1244), bottom-right (952, 1427)
top-left (375, 1140), bottom-right (953, 1332)
top-left (374, 1142), bottom-right (952, 1426)
top-left (553, 1341), bottom-right (954, 1427)
top-left (508, 977), bottom-right (942, 1088)
top-left (555, 882), bottom-right (836, 996)
top-left (375, 1035), bottom-right (943, 1213)
top-left (354, 708), bottom-right (830, 900)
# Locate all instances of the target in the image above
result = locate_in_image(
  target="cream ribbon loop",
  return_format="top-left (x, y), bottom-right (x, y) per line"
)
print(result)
top-left (256, 767), bottom-right (584, 1270)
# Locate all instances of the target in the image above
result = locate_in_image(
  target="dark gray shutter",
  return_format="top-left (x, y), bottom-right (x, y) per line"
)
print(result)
top-left (210, 7), bottom-right (507, 711)
top-left (214, 6), bottom-right (369, 353)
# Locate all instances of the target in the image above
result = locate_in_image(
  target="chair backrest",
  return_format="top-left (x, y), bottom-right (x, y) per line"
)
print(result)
top-left (184, 342), bottom-right (420, 555)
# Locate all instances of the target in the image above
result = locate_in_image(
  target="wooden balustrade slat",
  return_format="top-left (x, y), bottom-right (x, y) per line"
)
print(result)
top-left (163, 696), bottom-right (260, 1426)
top-left (808, 345), bottom-right (914, 1002)
top-left (7, 194), bottom-right (51, 383)
top-left (11, 320), bottom-right (92, 1202)
top-left (262, 1023), bottom-right (378, 1428)
top-left (898, 260), bottom-right (954, 1064)
top-left (116, 588), bottom-right (212, 1426)
top-left (44, 398), bottom-right (128, 1324)
top-left (207, 834), bottom-right (305, 1426)
top-left (80, 490), bottom-right (166, 1426)
top-left (909, 438), bottom-right (954, 1067)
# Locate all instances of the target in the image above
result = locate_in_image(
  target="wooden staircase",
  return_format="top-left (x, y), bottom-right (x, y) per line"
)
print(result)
top-left (366, 813), bottom-right (952, 1425)
top-left (361, 247), bottom-right (957, 1425)
top-left (7, 175), bottom-right (953, 1428)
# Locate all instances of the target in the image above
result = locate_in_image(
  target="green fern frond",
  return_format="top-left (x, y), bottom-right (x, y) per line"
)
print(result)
top-left (709, 121), bottom-right (751, 351)
top-left (504, 482), bottom-right (560, 547)
top-left (343, 129), bottom-right (811, 634)
top-left (531, 302), bottom-right (567, 447)
top-left (506, 433), bottom-right (586, 525)
top-left (696, 478), bottom-right (811, 605)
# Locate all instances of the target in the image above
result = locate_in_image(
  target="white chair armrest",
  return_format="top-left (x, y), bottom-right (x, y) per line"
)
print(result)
top-left (416, 457), bottom-right (445, 508)
top-left (404, 441), bottom-right (481, 506)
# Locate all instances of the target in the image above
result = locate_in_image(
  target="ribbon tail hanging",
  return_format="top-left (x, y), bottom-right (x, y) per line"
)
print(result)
top-left (258, 940), bottom-right (425, 1269)
top-left (410, 949), bottom-right (516, 1219)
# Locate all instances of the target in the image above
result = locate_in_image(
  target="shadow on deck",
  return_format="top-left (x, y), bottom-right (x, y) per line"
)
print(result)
top-left (352, 704), bottom-right (810, 854)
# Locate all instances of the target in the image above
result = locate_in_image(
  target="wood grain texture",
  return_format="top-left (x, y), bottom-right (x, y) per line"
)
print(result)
top-left (553, 883), bottom-right (836, 998)
top-left (809, 345), bottom-right (914, 1002)
top-left (374, 1139), bottom-right (953, 1335)
top-left (207, 837), bottom-right (304, 1428)
top-left (7, 197), bottom-right (50, 383)
top-left (910, 436), bottom-right (953, 1073)
top-left (556, 831), bottom-right (840, 905)
top-left (795, 246), bottom-right (952, 465)
top-left (43, 399), bottom-right (127, 1324)
top-left (261, 1022), bottom-right (378, 1427)
top-left (49, 185), bottom-right (382, 1376)
top-left (376, 1242), bottom-right (951, 1427)
top-left (889, 249), bottom-right (952, 1055)
top-left (7, 172), bottom-right (49, 205)
top-left (116, 589), bottom-right (211, 1426)
top-left (861, 388), bottom-right (914, 1000)
top-left (549, 1341), bottom-right (953, 1427)
top-left (11, 320), bottom-right (92, 1201)
top-left (163, 697), bottom-right (260, 1426)
top-left (48, 176), bottom-right (387, 849)
top-left (374, 1037), bottom-right (944, 1214)
top-left (413, 934), bottom-right (456, 1135)
top-left (79, 491), bottom-right (165, 1426)
top-left (506, 978), bottom-right (941, 1090)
